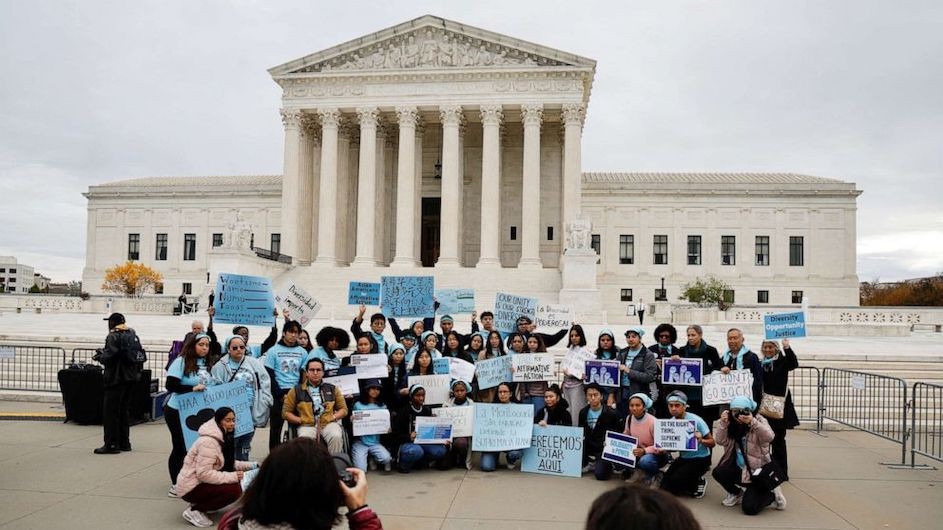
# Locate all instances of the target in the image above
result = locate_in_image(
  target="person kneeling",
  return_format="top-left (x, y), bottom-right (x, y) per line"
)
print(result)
top-left (579, 383), bottom-right (622, 480)
top-left (350, 379), bottom-right (393, 472)
top-left (393, 384), bottom-right (448, 473)
top-left (282, 358), bottom-right (348, 454)
top-left (659, 391), bottom-right (715, 498)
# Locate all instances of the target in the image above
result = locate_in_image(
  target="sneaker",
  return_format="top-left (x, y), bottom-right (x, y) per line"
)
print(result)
top-left (582, 463), bottom-right (594, 474)
top-left (693, 477), bottom-right (708, 499)
top-left (93, 445), bottom-right (120, 455)
top-left (506, 460), bottom-right (518, 470)
top-left (649, 471), bottom-right (664, 489)
top-left (722, 490), bottom-right (744, 507)
top-left (167, 485), bottom-right (178, 498)
top-left (383, 461), bottom-right (392, 472)
top-left (182, 507), bottom-right (213, 528)
top-left (773, 486), bottom-right (787, 510)
top-left (368, 459), bottom-right (377, 472)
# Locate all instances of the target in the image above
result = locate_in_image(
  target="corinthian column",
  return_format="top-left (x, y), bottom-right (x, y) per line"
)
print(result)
top-left (519, 103), bottom-right (544, 268)
top-left (315, 107), bottom-right (341, 265)
top-left (477, 104), bottom-right (504, 268)
top-left (437, 105), bottom-right (464, 267)
top-left (294, 114), bottom-right (318, 264)
top-left (279, 109), bottom-right (303, 263)
top-left (561, 103), bottom-right (585, 237)
top-left (353, 107), bottom-right (379, 265)
top-left (392, 106), bottom-right (420, 266)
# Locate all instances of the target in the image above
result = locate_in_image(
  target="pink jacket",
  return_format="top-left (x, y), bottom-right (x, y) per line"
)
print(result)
top-left (176, 419), bottom-right (253, 497)
top-left (713, 414), bottom-right (775, 483)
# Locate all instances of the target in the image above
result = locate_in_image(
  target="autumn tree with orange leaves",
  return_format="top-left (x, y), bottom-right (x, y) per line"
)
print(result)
top-left (101, 262), bottom-right (163, 297)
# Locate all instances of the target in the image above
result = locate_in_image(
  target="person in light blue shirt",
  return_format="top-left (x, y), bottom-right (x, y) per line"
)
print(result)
top-left (658, 391), bottom-right (715, 499)
top-left (262, 320), bottom-right (310, 451)
top-left (211, 335), bottom-right (273, 460)
top-left (350, 379), bottom-right (393, 472)
top-left (307, 326), bottom-right (350, 371)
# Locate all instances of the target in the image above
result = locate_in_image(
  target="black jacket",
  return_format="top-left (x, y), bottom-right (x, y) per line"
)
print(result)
top-left (667, 341), bottom-right (722, 404)
top-left (579, 405), bottom-right (621, 457)
top-left (761, 347), bottom-right (800, 429)
top-left (534, 402), bottom-right (572, 426)
top-left (721, 350), bottom-right (765, 405)
top-left (98, 327), bottom-right (143, 387)
top-left (393, 403), bottom-right (433, 450)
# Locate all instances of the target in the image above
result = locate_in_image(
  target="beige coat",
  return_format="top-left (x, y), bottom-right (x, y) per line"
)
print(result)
top-left (713, 413), bottom-right (775, 483)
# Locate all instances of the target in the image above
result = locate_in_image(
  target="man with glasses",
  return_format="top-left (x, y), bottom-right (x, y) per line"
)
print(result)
top-left (282, 358), bottom-right (348, 453)
top-left (263, 319), bottom-right (309, 450)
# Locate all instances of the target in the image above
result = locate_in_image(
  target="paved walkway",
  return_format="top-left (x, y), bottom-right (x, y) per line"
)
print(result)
top-left (0, 410), bottom-right (940, 529)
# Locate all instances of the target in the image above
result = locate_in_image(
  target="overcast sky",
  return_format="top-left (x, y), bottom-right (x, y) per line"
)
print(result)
top-left (1, 0), bottom-right (940, 283)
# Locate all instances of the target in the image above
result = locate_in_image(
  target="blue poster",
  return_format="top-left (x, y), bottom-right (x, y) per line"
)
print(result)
top-left (436, 288), bottom-right (475, 314)
top-left (474, 355), bottom-right (513, 390)
top-left (764, 311), bottom-right (807, 339)
top-left (176, 381), bottom-right (253, 449)
top-left (348, 282), bottom-right (381, 306)
top-left (215, 273), bottom-right (276, 326)
top-left (471, 403), bottom-right (534, 452)
top-left (584, 360), bottom-right (620, 387)
top-left (433, 357), bottom-right (451, 375)
top-left (380, 276), bottom-right (434, 318)
top-left (493, 292), bottom-right (538, 333)
top-left (521, 425), bottom-right (584, 478)
top-left (662, 358), bottom-right (703, 386)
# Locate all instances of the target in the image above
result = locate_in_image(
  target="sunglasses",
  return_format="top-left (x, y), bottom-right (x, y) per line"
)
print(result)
top-left (229, 345), bottom-right (246, 350)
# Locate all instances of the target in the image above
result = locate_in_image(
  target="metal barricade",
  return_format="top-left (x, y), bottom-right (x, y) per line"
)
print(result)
top-left (0, 345), bottom-right (67, 391)
top-left (787, 366), bottom-right (823, 432)
top-left (910, 382), bottom-right (943, 469)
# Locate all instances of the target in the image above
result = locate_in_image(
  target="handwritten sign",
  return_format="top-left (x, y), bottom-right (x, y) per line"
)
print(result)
top-left (177, 381), bottom-right (253, 449)
top-left (472, 403), bottom-right (534, 451)
top-left (655, 419), bottom-right (698, 451)
top-left (764, 311), bottom-right (807, 339)
top-left (585, 360), bottom-right (620, 387)
top-left (351, 408), bottom-right (391, 436)
top-left (415, 416), bottom-right (453, 444)
top-left (436, 288), bottom-right (475, 314)
top-left (215, 273), bottom-right (275, 326)
top-left (662, 358), bottom-right (702, 386)
top-left (348, 282), bottom-right (380, 305)
top-left (475, 356), bottom-right (513, 390)
top-left (512, 354), bottom-right (555, 382)
top-left (560, 348), bottom-right (596, 380)
top-left (535, 304), bottom-right (572, 330)
top-left (274, 284), bottom-right (321, 327)
top-left (348, 354), bottom-right (388, 379)
top-left (521, 425), bottom-right (584, 478)
top-left (381, 276), bottom-right (434, 318)
top-left (602, 431), bottom-right (638, 467)
top-left (407, 374), bottom-right (451, 405)
top-left (702, 369), bottom-right (754, 406)
top-left (448, 357), bottom-right (476, 383)
top-left (324, 367), bottom-right (360, 397)
top-left (494, 292), bottom-right (538, 333)
top-left (433, 405), bottom-right (475, 437)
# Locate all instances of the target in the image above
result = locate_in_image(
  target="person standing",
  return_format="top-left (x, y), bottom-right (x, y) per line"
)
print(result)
top-left (93, 312), bottom-right (143, 455)
top-left (721, 328), bottom-right (764, 405)
top-left (262, 320), bottom-right (309, 450)
top-left (759, 338), bottom-right (800, 480)
top-left (636, 299), bottom-right (646, 325)
top-left (211, 335), bottom-right (273, 460)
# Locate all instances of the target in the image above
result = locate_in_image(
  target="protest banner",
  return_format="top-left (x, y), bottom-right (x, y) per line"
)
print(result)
top-left (702, 369), bottom-right (754, 406)
top-left (348, 354), bottom-right (388, 379)
top-left (324, 366), bottom-right (360, 397)
top-left (559, 348), bottom-right (596, 380)
top-left (535, 304), bottom-right (572, 331)
top-left (521, 425), bottom-right (584, 478)
top-left (433, 405), bottom-right (475, 437)
top-left (435, 288), bottom-right (475, 314)
top-left (475, 355), bottom-right (513, 390)
top-left (448, 357), bottom-right (476, 383)
top-left (512, 353), bottom-right (555, 382)
top-left (351, 408), bottom-right (391, 436)
top-left (177, 381), bottom-right (252, 449)
top-left (584, 360), bottom-right (620, 387)
top-left (602, 431), bottom-right (638, 467)
top-left (407, 374), bottom-right (450, 405)
top-left (661, 358), bottom-right (703, 386)
top-left (348, 282), bottom-right (380, 306)
top-left (0, 346), bottom-right (14, 359)
top-left (415, 416), bottom-right (453, 444)
top-left (274, 283), bottom-right (321, 327)
top-left (433, 357), bottom-right (451, 375)
top-left (493, 292), bottom-right (538, 333)
top-left (381, 276), bottom-right (434, 318)
top-left (472, 403), bottom-right (534, 451)
top-left (764, 311), bottom-right (807, 339)
top-left (214, 273), bottom-right (276, 326)
top-left (655, 419), bottom-right (698, 451)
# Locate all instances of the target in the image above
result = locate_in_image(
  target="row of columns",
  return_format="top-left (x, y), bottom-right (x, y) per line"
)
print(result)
top-left (280, 103), bottom-right (586, 268)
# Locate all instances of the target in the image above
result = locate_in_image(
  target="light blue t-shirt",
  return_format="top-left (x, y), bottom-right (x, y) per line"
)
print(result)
top-left (166, 357), bottom-right (213, 409)
top-left (679, 411), bottom-right (712, 459)
top-left (587, 407), bottom-right (602, 430)
top-left (620, 347), bottom-right (644, 387)
top-left (264, 343), bottom-right (309, 390)
top-left (306, 347), bottom-right (342, 371)
top-left (352, 401), bottom-right (386, 446)
top-left (247, 344), bottom-right (262, 359)
top-left (225, 357), bottom-right (256, 405)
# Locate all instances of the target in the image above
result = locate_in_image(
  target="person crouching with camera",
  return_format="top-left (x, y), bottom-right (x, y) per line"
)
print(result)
top-left (712, 395), bottom-right (787, 514)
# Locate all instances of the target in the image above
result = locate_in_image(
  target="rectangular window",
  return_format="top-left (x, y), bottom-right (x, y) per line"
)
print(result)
top-left (687, 235), bottom-right (702, 265)
top-left (127, 233), bottom-right (140, 261)
top-left (155, 233), bottom-right (168, 261)
top-left (510, 226), bottom-right (517, 241)
top-left (182, 282), bottom-right (192, 295)
top-left (790, 236), bottom-right (804, 266)
top-left (620, 288), bottom-right (633, 302)
top-left (0, 268), bottom-right (5, 273)
top-left (547, 226), bottom-right (554, 241)
top-left (723, 289), bottom-right (735, 304)
top-left (653, 235), bottom-right (668, 264)
top-left (212, 233), bottom-right (223, 248)
top-left (591, 234), bottom-right (601, 255)
top-left (8, 269), bottom-right (15, 274)
top-left (721, 235), bottom-right (736, 265)
top-left (8, 277), bottom-right (15, 283)
top-left (792, 290), bottom-right (803, 304)
top-left (183, 233), bottom-right (196, 261)
top-left (271, 233), bottom-right (281, 254)
top-left (654, 288), bottom-right (667, 301)
top-left (755, 236), bottom-right (770, 266)
top-left (757, 290), bottom-right (769, 304)
top-left (619, 235), bottom-right (634, 264)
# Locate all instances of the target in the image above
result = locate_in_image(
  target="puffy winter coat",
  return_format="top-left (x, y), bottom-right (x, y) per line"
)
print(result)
top-left (713, 413), bottom-right (775, 484)
top-left (175, 419), bottom-right (253, 497)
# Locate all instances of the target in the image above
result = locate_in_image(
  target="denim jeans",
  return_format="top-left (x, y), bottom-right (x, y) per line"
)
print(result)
top-left (480, 450), bottom-right (522, 472)
top-left (235, 431), bottom-right (254, 462)
top-left (397, 443), bottom-right (447, 472)
top-left (636, 453), bottom-right (668, 480)
top-left (351, 440), bottom-right (392, 471)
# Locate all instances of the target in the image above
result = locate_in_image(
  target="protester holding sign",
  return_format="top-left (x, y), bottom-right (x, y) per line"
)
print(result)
top-left (408, 349), bottom-right (436, 378)
top-left (475, 330), bottom-right (507, 403)
top-left (282, 358), bottom-right (348, 454)
top-left (442, 330), bottom-right (475, 363)
top-left (351, 305), bottom-right (391, 355)
top-left (579, 383), bottom-right (623, 480)
top-left (263, 320), bottom-right (311, 451)
top-left (480, 383), bottom-right (526, 472)
top-left (519, 335), bottom-right (551, 411)
top-left (721, 329), bottom-right (764, 404)
top-left (616, 327), bottom-right (658, 419)
top-left (513, 315), bottom-right (568, 349)
top-left (623, 393), bottom-right (668, 484)
top-left (672, 325), bottom-right (722, 424)
top-left (759, 338), bottom-right (799, 480)
top-left (393, 384), bottom-right (448, 473)
top-left (385, 343), bottom-right (409, 409)
top-left (211, 335), bottom-right (273, 461)
top-left (561, 325), bottom-right (592, 425)
top-left (648, 324), bottom-right (680, 415)
top-left (534, 384), bottom-right (572, 427)
top-left (659, 391), bottom-right (714, 499)
top-left (442, 380), bottom-right (475, 469)
top-left (350, 379), bottom-right (393, 473)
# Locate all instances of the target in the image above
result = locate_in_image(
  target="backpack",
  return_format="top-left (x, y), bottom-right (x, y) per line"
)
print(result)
top-left (123, 329), bottom-right (148, 364)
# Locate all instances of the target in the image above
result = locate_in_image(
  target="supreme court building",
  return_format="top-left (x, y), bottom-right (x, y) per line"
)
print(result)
top-left (83, 15), bottom-right (862, 317)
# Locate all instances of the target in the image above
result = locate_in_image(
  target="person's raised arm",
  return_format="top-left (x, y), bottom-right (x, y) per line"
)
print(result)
top-left (781, 339), bottom-right (799, 371)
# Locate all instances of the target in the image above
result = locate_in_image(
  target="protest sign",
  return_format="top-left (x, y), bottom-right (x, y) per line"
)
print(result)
top-left (662, 358), bottom-right (702, 386)
top-left (0, 346), bottom-right (14, 359)
top-left (655, 419), bottom-right (698, 451)
top-left (559, 348), bottom-right (596, 380)
top-left (512, 354), bottom-right (555, 382)
top-left (435, 288), bottom-right (475, 314)
top-left (602, 431), bottom-right (638, 467)
top-left (348, 282), bottom-right (380, 306)
top-left (348, 354), bottom-right (388, 379)
top-left (493, 292), bottom-right (538, 333)
top-left (324, 367), bottom-right (360, 397)
top-left (475, 355), bottom-right (513, 390)
top-left (535, 304), bottom-right (572, 331)
top-left (521, 425), bottom-right (584, 478)
top-left (472, 403), bottom-right (534, 451)
top-left (448, 357), bottom-right (476, 383)
top-left (381, 276), bottom-right (434, 318)
top-left (764, 311), bottom-right (807, 339)
top-left (433, 357), bottom-right (451, 375)
top-left (433, 405), bottom-right (475, 438)
top-left (177, 381), bottom-right (253, 449)
top-left (415, 416), bottom-right (453, 444)
top-left (584, 360), bottom-right (620, 387)
top-left (215, 273), bottom-right (276, 326)
top-left (407, 374), bottom-right (451, 405)
top-left (274, 284), bottom-right (320, 327)
top-left (351, 408), bottom-right (391, 436)
top-left (702, 369), bottom-right (754, 406)
top-left (240, 468), bottom-right (259, 491)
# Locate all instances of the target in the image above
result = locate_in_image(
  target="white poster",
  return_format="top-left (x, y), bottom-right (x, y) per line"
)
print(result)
top-left (702, 369), bottom-right (754, 406)
top-left (535, 304), bottom-right (572, 330)
top-left (348, 354), bottom-right (389, 379)
top-left (407, 374), bottom-right (451, 405)
top-left (274, 284), bottom-right (321, 327)
top-left (559, 348), bottom-right (596, 380)
top-left (512, 354), bottom-right (555, 382)
top-left (448, 357), bottom-right (476, 383)
top-left (351, 409), bottom-right (391, 436)
top-left (433, 405), bottom-right (475, 437)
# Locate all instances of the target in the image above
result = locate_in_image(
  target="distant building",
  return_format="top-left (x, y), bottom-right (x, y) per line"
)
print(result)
top-left (33, 273), bottom-right (51, 291)
top-left (0, 256), bottom-right (36, 294)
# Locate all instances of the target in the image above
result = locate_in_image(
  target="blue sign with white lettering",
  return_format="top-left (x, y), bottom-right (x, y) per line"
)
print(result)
top-left (348, 282), bottom-right (381, 305)
top-left (215, 273), bottom-right (275, 326)
top-left (764, 311), bottom-right (807, 339)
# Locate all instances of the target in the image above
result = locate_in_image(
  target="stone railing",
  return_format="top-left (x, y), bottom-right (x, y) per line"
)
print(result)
top-left (0, 294), bottom-right (179, 315)
top-left (669, 304), bottom-right (943, 330)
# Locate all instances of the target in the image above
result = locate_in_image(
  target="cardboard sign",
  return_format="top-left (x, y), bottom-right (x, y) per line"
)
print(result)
top-left (702, 369), bottom-right (754, 406)
top-left (584, 360), bottom-right (620, 387)
top-left (177, 381), bottom-right (253, 449)
top-left (348, 354), bottom-right (388, 379)
top-left (475, 356), bottom-right (513, 390)
top-left (494, 292), bottom-right (538, 333)
top-left (348, 282), bottom-right (380, 306)
top-left (655, 419), bottom-right (698, 451)
top-left (433, 405), bottom-right (475, 438)
top-left (559, 347), bottom-right (596, 380)
top-left (661, 358), bottom-right (703, 386)
top-left (521, 425), bottom-right (584, 478)
top-left (535, 304), bottom-right (572, 331)
top-left (436, 288), bottom-right (475, 314)
top-left (351, 408), bottom-right (391, 436)
top-left (415, 416), bottom-right (453, 444)
top-left (511, 354), bottom-right (555, 382)
top-left (602, 431), bottom-right (638, 467)
top-left (215, 273), bottom-right (276, 326)
top-left (274, 284), bottom-right (321, 327)
top-left (472, 403), bottom-right (534, 451)
top-left (448, 357), bottom-right (476, 383)
top-left (407, 374), bottom-right (451, 405)
top-left (764, 311), bottom-right (807, 339)
top-left (381, 276), bottom-right (435, 318)
top-left (324, 367), bottom-right (360, 397)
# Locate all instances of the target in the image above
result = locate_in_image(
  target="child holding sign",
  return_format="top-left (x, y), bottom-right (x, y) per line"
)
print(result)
top-left (623, 393), bottom-right (667, 484)
top-left (350, 379), bottom-right (392, 473)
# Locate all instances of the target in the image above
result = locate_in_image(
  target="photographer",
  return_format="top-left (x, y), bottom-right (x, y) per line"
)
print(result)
top-left (93, 312), bottom-right (144, 455)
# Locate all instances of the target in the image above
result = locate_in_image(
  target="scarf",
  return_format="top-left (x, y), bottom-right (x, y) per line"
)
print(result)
top-left (722, 346), bottom-right (749, 370)
top-left (761, 353), bottom-right (779, 371)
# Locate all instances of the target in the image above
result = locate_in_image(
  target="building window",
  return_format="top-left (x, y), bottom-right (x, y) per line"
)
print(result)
top-left (183, 234), bottom-right (196, 261)
top-left (182, 282), bottom-right (192, 295)
top-left (271, 233), bottom-right (281, 254)
top-left (0, 268), bottom-right (5, 273)
top-left (790, 236), bottom-right (804, 266)
top-left (127, 233), bottom-right (140, 261)
top-left (212, 233), bottom-right (223, 248)
top-left (654, 288), bottom-right (667, 301)
top-left (721, 235), bottom-right (736, 265)
top-left (723, 289), bottom-right (735, 304)
top-left (547, 226), bottom-right (554, 241)
top-left (792, 290), bottom-right (803, 304)
top-left (620, 288), bottom-right (633, 302)
top-left (510, 226), bottom-right (517, 241)
top-left (653, 235), bottom-right (668, 265)
top-left (687, 235), bottom-right (702, 265)
top-left (155, 233), bottom-right (168, 261)
top-left (591, 234), bottom-right (600, 255)
top-left (8, 269), bottom-right (15, 274)
top-left (8, 277), bottom-right (15, 283)
top-left (755, 236), bottom-right (770, 266)
top-left (757, 290), bottom-right (769, 304)
top-left (250, 233), bottom-right (255, 248)
top-left (619, 235), bottom-right (634, 264)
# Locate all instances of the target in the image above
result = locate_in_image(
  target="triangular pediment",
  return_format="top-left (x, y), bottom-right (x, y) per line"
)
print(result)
top-left (269, 14), bottom-right (595, 76)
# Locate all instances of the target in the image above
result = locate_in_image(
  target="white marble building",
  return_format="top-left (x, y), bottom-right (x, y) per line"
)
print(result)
top-left (81, 15), bottom-right (862, 316)
top-left (0, 256), bottom-right (35, 294)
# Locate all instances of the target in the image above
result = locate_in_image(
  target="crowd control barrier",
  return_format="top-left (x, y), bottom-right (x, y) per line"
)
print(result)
top-left (909, 382), bottom-right (943, 469)
top-left (0, 345), bottom-right (67, 391)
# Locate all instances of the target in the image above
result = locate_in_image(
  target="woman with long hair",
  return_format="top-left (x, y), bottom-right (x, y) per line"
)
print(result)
top-left (534, 384), bottom-right (571, 426)
top-left (562, 324), bottom-right (591, 425)
top-left (480, 382), bottom-right (524, 472)
top-left (476, 330), bottom-right (506, 403)
top-left (210, 335), bottom-right (273, 461)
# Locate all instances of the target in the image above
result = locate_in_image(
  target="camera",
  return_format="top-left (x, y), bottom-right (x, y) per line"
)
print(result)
top-left (332, 453), bottom-right (357, 488)
top-left (730, 408), bottom-right (750, 419)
